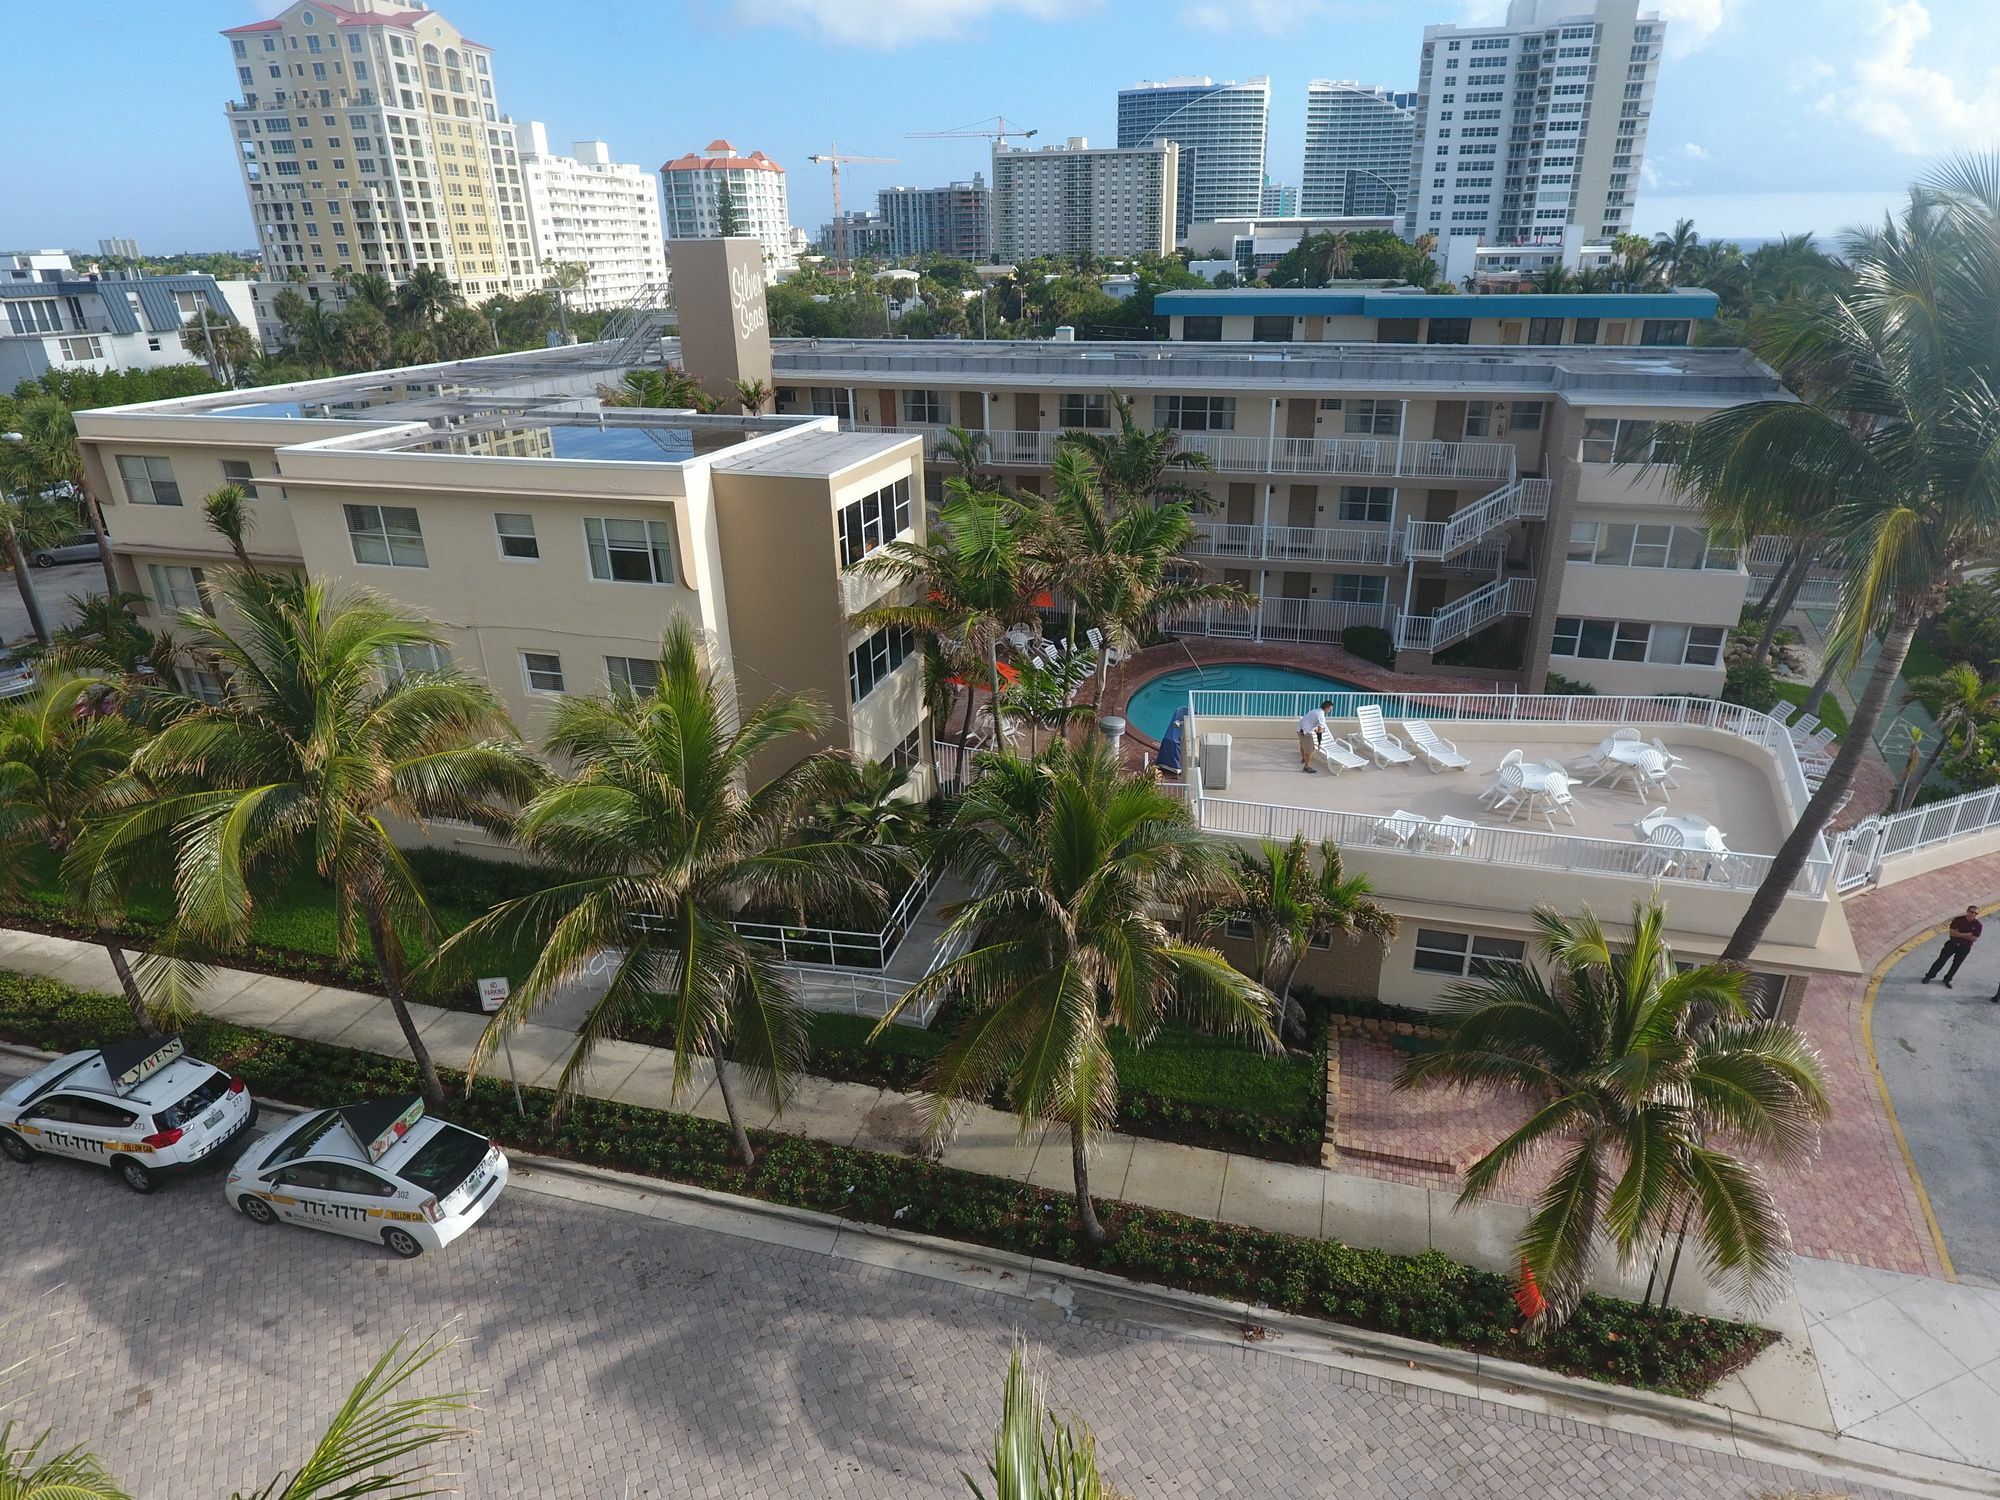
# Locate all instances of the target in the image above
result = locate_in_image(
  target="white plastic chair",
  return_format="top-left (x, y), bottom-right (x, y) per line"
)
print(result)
top-left (1642, 823), bottom-right (1687, 878)
top-left (1630, 750), bottom-right (1674, 804)
top-left (1491, 747), bottom-right (1524, 776)
top-left (1572, 737), bottom-right (1616, 771)
top-left (1403, 720), bottom-right (1471, 773)
top-left (1485, 762), bottom-right (1530, 817)
top-left (1319, 735), bottom-right (1369, 775)
top-left (1649, 738), bottom-right (1687, 789)
top-left (1535, 776), bottom-right (1580, 829)
top-left (1355, 705), bottom-right (1416, 767)
top-left (1612, 726), bottom-right (1643, 743)
top-left (1637, 805), bottom-right (1672, 836)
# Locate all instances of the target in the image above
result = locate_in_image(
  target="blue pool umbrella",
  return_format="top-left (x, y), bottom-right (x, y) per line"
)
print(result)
top-left (1157, 707), bottom-right (1187, 774)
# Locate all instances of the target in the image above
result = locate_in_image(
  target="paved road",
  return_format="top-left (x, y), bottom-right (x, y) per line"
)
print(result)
top-left (0, 558), bottom-right (103, 647)
top-left (1874, 932), bottom-right (2000, 1285)
top-left (0, 1122), bottom-right (1909, 1500)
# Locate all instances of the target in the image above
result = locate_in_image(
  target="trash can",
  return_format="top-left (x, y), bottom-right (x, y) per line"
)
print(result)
top-left (1098, 715), bottom-right (1126, 757)
top-left (1200, 733), bottom-right (1232, 792)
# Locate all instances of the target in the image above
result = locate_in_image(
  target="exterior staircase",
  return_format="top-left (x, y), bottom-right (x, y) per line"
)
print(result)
top-left (1402, 477), bottom-right (1552, 562)
top-left (1395, 576), bottom-right (1537, 654)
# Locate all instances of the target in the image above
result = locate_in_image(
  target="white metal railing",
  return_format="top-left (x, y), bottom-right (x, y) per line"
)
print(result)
top-left (1395, 575), bottom-right (1536, 653)
top-left (1832, 785), bottom-right (2000, 891)
top-left (732, 860), bottom-right (939, 969)
top-left (1403, 478), bottom-right (1552, 562)
top-left (1188, 521), bottom-right (1399, 566)
top-left (1162, 594), bottom-right (1393, 644)
top-left (783, 964), bottom-right (943, 1025)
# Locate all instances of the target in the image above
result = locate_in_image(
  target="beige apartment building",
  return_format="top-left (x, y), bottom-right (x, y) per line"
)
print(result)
top-left (223, 0), bottom-right (538, 297)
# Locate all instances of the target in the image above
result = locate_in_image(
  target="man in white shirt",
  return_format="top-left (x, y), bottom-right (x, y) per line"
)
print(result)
top-left (1298, 700), bottom-right (1333, 772)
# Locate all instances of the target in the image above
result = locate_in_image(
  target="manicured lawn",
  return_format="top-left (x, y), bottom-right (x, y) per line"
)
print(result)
top-left (1772, 680), bottom-right (1850, 738)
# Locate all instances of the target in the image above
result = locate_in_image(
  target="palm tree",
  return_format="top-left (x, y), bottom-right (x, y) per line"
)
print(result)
top-left (201, 483), bottom-right (258, 572)
top-left (0, 483), bottom-right (74, 646)
top-left (940, 424), bottom-right (992, 480)
top-left (1649, 217), bottom-right (1701, 284)
top-left (431, 619), bottom-right (880, 1167)
top-left (345, 271), bottom-right (396, 320)
top-left (965, 1340), bottom-right (1109, 1500)
top-left (595, 367), bottom-right (717, 412)
top-left (1669, 157), bottom-right (2000, 963)
top-left (1897, 662), bottom-right (2000, 810)
top-left (397, 266), bottom-right (461, 326)
top-left (810, 754), bottom-right (922, 849)
top-left (179, 312), bottom-right (258, 386)
top-left (1397, 901), bottom-right (1829, 1328)
top-left (74, 574), bottom-right (542, 1107)
top-left (0, 1424), bottom-right (128, 1499)
top-left (271, 290), bottom-right (342, 370)
top-left (1530, 265), bottom-right (1576, 294)
top-left (0, 673), bottom-right (160, 1033)
top-left (882, 740), bottom-right (1276, 1246)
top-left (1055, 393), bottom-right (1215, 511)
top-left (1, 394), bottom-right (120, 594)
top-left (731, 377), bottom-right (771, 415)
top-left (1214, 836), bottom-right (1394, 1045)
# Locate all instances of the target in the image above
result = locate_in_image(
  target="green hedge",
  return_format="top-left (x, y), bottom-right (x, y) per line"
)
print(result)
top-left (0, 970), bottom-right (1770, 1397)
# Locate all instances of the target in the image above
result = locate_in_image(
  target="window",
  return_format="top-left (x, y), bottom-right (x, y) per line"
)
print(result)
top-left (1251, 315), bottom-right (1293, 342)
top-left (1058, 394), bottom-right (1108, 429)
top-left (1510, 400), bottom-right (1545, 432)
top-left (1526, 317), bottom-right (1563, 344)
top-left (837, 478), bottom-right (912, 568)
top-left (383, 641), bottom-right (449, 682)
top-left (605, 655), bottom-right (660, 697)
top-left (494, 512), bottom-right (538, 559)
top-left (116, 455), bottom-right (182, 506)
top-left (147, 563), bottom-right (207, 614)
top-left (1153, 396), bottom-right (1235, 432)
top-left (1640, 318), bottom-right (1689, 347)
top-left (884, 725), bottom-right (922, 777)
top-left (180, 667), bottom-right (225, 705)
top-left (1463, 399), bottom-right (1496, 437)
top-left (584, 517), bottom-right (673, 584)
top-left (1413, 928), bottom-right (1526, 978)
top-left (900, 389), bottom-right (948, 425)
top-left (1343, 399), bottom-right (1398, 436)
top-left (1330, 574), bottom-right (1387, 605)
top-left (1337, 485), bottom-right (1393, 523)
top-left (1579, 418), bottom-right (1663, 465)
top-left (847, 624), bottom-right (914, 704)
top-left (1644, 623), bottom-right (1727, 667)
top-left (219, 458), bottom-right (261, 499)
top-left (1426, 317), bottom-right (1471, 345)
top-left (1181, 315), bottom-right (1223, 340)
top-left (58, 335), bottom-right (104, 362)
top-left (1553, 616), bottom-right (1725, 667)
top-left (344, 503), bottom-right (427, 567)
top-left (1571, 317), bottom-right (1600, 345)
top-left (72, 1098), bottom-right (139, 1130)
top-left (522, 651), bottom-right (565, 694)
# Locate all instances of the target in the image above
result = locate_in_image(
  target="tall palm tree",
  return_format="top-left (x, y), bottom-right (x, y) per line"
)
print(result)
top-left (397, 266), bottom-right (461, 326)
top-left (1055, 393), bottom-right (1215, 511)
top-left (1, 394), bottom-right (119, 594)
top-left (272, 290), bottom-right (342, 371)
top-left (1669, 156), bottom-right (2000, 963)
top-left (1897, 662), bottom-right (2000, 810)
top-left (73, 574), bottom-right (542, 1106)
top-left (1397, 902), bottom-right (1829, 1328)
top-left (0, 484), bottom-right (74, 646)
top-left (201, 483), bottom-right (258, 572)
top-left (432, 619), bottom-right (880, 1167)
top-left (882, 740), bottom-right (1276, 1245)
top-left (345, 271), bottom-right (397, 320)
top-left (0, 673), bottom-right (158, 1033)
top-left (1213, 836), bottom-right (1393, 1045)
top-left (1649, 217), bottom-right (1701, 284)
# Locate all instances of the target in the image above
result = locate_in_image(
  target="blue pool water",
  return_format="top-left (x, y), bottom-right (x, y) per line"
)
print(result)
top-left (1123, 663), bottom-right (1367, 741)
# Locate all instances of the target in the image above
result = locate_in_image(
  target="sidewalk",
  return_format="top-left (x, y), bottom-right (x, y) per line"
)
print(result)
top-left (0, 922), bottom-right (1831, 1437)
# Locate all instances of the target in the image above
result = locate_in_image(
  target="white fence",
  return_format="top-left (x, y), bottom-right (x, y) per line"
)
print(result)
top-left (1832, 785), bottom-right (2000, 892)
top-left (1162, 595), bottom-right (1394, 645)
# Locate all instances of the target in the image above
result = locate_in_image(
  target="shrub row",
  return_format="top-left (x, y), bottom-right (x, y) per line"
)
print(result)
top-left (0, 971), bottom-right (1770, 1397)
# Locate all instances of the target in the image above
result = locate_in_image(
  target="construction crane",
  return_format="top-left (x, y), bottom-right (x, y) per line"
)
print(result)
top-left (806, 143), bottom-right (899, 270)
top-left (905, 115), bottom-right (1039, 147)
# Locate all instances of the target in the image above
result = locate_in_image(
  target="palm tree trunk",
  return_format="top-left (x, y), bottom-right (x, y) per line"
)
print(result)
top-left (1070, 1117), bottom-right (1107, 1248)
top-left (1658, 1203), bottom-right (1695, 1307)
top-left (360, 893), bottom-right (447, 1108)
top-left (80, 481), bottom-right (117, 595)
top-left (1798, 648), bottom-right (1843, 720)
top-left (1754, 544), bottom-right (1802, 611)
top-left (1898, 724), bottom-right (1955, 813)
top-left (5, 532), bottom-right (49, 646)
top-left (1753, 547), bottom-right (1815, 666)
top-left (987, 640), bottom-right (1007, 756)
top-left (1722, 611), bottom-right (1918, 964)
top-left (710, 1053), bottom-right (757, 1169)
top-left (99, 931), bottom-right (159, 1036)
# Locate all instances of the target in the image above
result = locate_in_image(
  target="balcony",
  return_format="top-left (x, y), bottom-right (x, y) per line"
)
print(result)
top-left (1169, 693), bottom-right (1836, 949)
top-left (1189, 521), bottom-right (1401, 567)
top-left (1163, 594), bottom-right (1393, 645)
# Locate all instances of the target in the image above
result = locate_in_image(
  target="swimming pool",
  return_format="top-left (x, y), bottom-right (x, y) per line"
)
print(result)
top-left (1122, 662), bottom-right (1367, 741)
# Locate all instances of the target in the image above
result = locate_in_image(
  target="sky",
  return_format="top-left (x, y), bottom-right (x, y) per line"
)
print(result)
top-left (5, 0), bottom-right (1999, 256)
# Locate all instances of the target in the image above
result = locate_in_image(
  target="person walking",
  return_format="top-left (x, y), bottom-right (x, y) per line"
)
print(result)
top-left (1298, 699), bottom-right (1333, 773)
top-left (1922, 905), bottom-right (1984, 988)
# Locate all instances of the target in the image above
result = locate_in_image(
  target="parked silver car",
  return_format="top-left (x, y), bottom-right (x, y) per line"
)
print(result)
top-left (0, 652), bottom-right (35, 700)
top-left (31, 534), bottom-right (101, 568)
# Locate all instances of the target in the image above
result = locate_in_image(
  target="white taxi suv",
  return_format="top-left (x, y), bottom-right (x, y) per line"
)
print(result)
top-left (225, 1094), bottom-right (508, 1258)
top-left (0, 1035), bottom-right (258, 1193)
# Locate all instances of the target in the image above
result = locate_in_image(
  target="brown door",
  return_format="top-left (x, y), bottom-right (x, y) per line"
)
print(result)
top-left (1225, 482), bottom-right (1257, 525)
top-left (1285, 398), bottom-right (1316, 439)
top-left (1432, 401), bottom-right (1467, 442)
top-left (957, 390), bottom-right (983, 427)
top-left (1286, 484), bottom-right (1318, 527)
top-left (1415, 577), bottom-right (1450, 613)
top-left (1014, 392), bottom-right (1039, 430)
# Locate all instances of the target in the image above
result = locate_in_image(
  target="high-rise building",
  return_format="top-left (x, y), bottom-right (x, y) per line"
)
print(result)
top-left (876, 176), bottom-right (990, 262)
top-left (1116, 77), bottom-right (1269, 241)
top-left (815, 211), bottom-right (894, 262)
top-left (1301, 81), bottom-right (1417, 218)
top-left (1404, 0), bottom-right (1661, 246)
top-left (98, 238), bottom-right (141, 260)
top-left (517, 124), bottom-right (667, 312)
top-left (1259, 179), bottom-right (1297, 217)
top-left (660, 139), bottom-right (795, 272)
top-left (989, 138), bottom-right (1178, 263)
top-left (221, 0), bottom-right (538, 298)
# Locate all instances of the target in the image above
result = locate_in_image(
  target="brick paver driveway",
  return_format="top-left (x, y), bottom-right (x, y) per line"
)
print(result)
top-left (2, 1145), bottom-right (1906, 1499)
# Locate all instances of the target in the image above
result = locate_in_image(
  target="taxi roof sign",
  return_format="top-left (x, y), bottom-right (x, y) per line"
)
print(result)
top-left (100, 1035), bottom-right (184, 1095)
top-left (337, 1094), bottom-right (425, 1163)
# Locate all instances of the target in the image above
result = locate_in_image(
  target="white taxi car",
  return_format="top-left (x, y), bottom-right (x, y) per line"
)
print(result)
top-left (0, 1035), bottom-right (258, 1193)
top-left (225, 1094), bottom-right (508, 1258)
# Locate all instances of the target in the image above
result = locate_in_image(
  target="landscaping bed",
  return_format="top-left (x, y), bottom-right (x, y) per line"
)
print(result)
top-left (0, 970), bottom-right (1773, 1398)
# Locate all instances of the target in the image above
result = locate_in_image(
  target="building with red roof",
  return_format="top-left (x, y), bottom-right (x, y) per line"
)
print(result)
top-left (660, 139), bottom-right (797, 273)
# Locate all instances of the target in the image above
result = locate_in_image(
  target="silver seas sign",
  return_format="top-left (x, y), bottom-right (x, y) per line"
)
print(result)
top-left (730, 262), bottom-right (767, 340)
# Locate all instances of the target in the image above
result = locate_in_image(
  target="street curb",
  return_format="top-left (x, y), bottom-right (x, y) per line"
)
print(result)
top-left (4, 1040), bottom-right (1993, 1495)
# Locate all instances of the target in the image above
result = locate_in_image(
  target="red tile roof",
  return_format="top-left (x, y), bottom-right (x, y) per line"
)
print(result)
top-left (660, 140), bottom-right (784, 174)
top-left (224, 2), bottom-right (435, 35)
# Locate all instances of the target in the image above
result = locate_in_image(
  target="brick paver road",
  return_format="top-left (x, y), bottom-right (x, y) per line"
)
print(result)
top-left (0, 1150), bottom-right (1906, 1500)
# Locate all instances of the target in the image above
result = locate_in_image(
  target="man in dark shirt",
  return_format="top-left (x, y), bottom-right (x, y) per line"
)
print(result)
top-left (1922, 906), bottom-right (1984, 988)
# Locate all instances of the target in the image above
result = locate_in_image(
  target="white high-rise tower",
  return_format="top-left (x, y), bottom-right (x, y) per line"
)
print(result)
top-left (1117, 77), bottom-right (1270, 241)
top-left (1302, 82), bottom-right (1417, 219)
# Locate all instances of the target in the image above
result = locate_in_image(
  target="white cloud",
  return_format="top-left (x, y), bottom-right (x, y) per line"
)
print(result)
top-left (1682, 142), bottom-right (1709, 159)
top-left (1458, 0), bottom-right (1735, 54)
top-left (1182, 0), bottom-right (1388, 33)
top-left (728, 0), bottom-right (1087, 48)
top-left (1817, 1), bottom-right (2000, 155)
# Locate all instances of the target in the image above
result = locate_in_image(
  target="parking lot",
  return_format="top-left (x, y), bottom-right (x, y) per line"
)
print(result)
top-left (0, 558), bottom-right (103, 647)
top-left (0, 1084), bottom-right (1910, 1500)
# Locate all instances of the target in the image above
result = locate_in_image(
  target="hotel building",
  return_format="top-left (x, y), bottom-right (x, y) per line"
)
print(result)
top-left (518, 125), bottom-right (669, 312)
top-left (1117, 77), bottom-right (1271, 242)
top-left (1301, 82), bottom-right (1417, 219)
top-left (660, 140), bottom-right (796, 273)
top-left (989, 139), bottom-right (1179, 262)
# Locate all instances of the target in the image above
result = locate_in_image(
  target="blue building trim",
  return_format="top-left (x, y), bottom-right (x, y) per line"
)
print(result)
top-left (1155, 288), bottom-right (1720, 321)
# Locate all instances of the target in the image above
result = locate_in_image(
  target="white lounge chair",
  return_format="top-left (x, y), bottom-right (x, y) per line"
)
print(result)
top-left (1767, 700), bottom-right (1798, 727)
top-left (1403, 720), bottom-right (1472, 774)
top-left (1374, 809), bottom-right (1427, 848)
top-left (1355, 705), bottom-right (1416, 767)
top-left (1318, 735), bottom-right (1369, 775)
top-left (1431, 815), bottom-right (1480, 854)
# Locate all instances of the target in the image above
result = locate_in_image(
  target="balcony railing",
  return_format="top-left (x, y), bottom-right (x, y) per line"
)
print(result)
top-left (1162, 594), bottom-right (1393, 645)
top-left (1395, 575), bottom-right (1536, 653)
top-left (1402, 477), bottom-right (1551, 561)
top-left (1188, 521), bottom-right (1401, 566)
top-left (851, 424), bottom-right (1516, 482)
